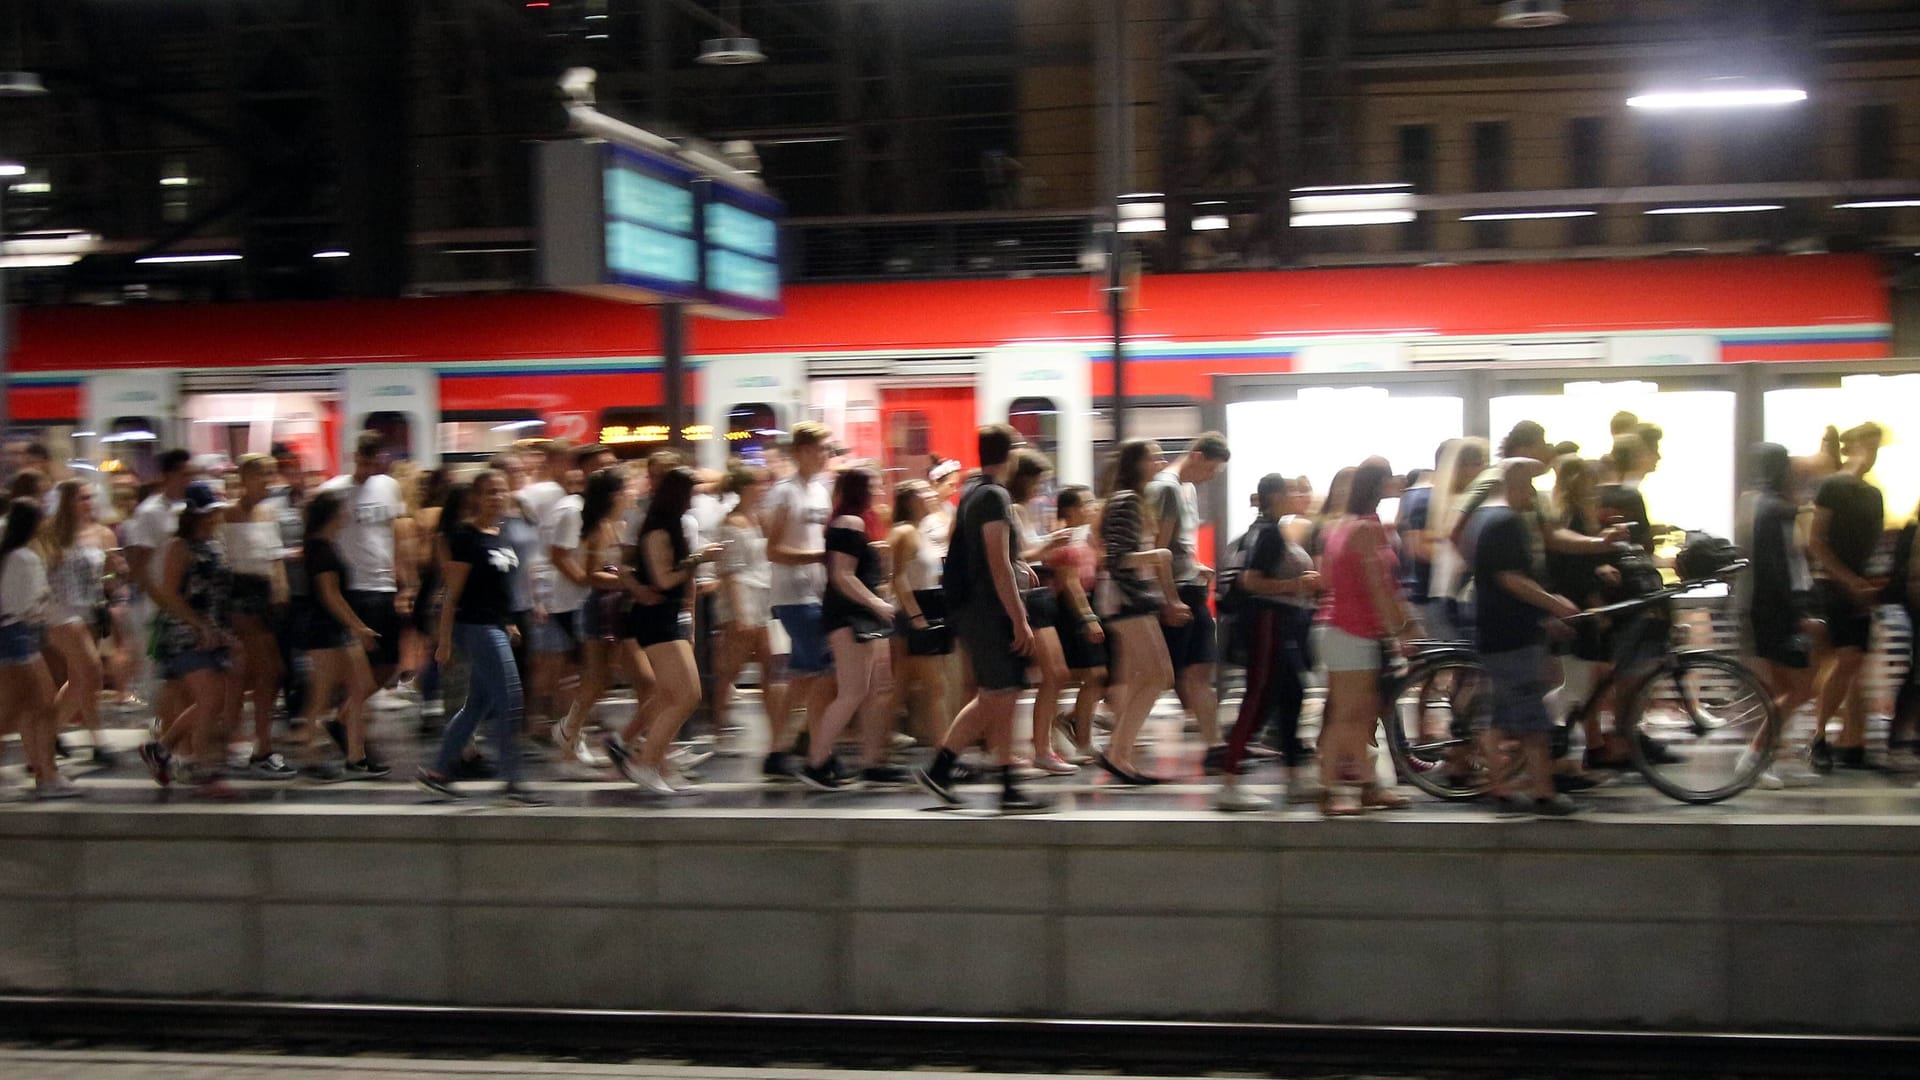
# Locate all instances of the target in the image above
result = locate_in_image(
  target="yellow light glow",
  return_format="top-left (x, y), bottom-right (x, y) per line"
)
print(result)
top-left (1766, 376), bottom-right (1920, 526)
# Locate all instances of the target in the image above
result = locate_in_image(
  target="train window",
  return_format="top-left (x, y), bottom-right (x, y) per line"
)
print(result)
top-left (1491, 380), bottom-right (1736, 546)
top-left (888, 409), bottom-right (931, 460)
top-left (360, 411), bottom-right (414, 462)
top-left (727, 403), bottom-right (781, 466)
top-left (101, 416), bottom-right (161, 481)
top-left (598, 407), bottom-right (672, 462)
top-left (1765, 374), bottom-right (1920, 531)
top-left (1009, 396), bottom-right (1059, 462)
top-left (1090, 403), bottom-right (1202, 449)
top-left (1223, 388), bottom-right (1463, 541)
top-left (440, 416), bottom-right (544, 460)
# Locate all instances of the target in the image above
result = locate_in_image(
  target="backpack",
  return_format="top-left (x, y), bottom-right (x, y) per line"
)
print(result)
top-left (1676, 530), bottom-right (1741, 583)
top-left (942, 482), bottom-right (985, 607)
top-left (1213, 522), bottom-right (1262, 616)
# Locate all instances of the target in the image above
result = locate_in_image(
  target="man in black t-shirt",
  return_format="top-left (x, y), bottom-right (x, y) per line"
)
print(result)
top-left (916, 424), bottom-right (1052, 814)
top-left (1464, 458), bottom-right (1581, 816)
top-left (1808, 422), bottom-right (1886, 768)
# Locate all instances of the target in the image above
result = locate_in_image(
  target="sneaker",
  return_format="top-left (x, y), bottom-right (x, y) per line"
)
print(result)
top-left (861, 763), bottom-right (913, 786)
top-left (33, 776), bottom-right (83, 800)
top-left (343, 758), bottom-right (391, 781)
top-left (1285, 766), bottom-right (1325, 804)
top-left (502, 784), bottom-right (549, 807)
top-left (915, 763), bottom-right (962, 807)
top-left (1033, 752), bottom-right (1080, 776)
top-left (90, 746), bottom-right (117, 768)
top-left (797, 758), bottom-right (844, 792)
top-left (1530, 793), bottom-right (1583, 818)
top-left (572, 737), bottom-right (609, 768)
top-left (1636, 733), bottom-right (1678, 766)
top-left (303, 762), bottom-right (347, 784)
top-left (1008, 756), bottom-right (1047, 782)
top-left (668, 742), bottom-right (715, 771)
top-left (55, 735), bottom-right (74, 760)
top-left (1211, 784), bottom-right (1272, 813)
top-left (762, 750), bottom-right (794, 780)
top-left (1836, 745), bottom-right (1871, 770)
top-left (889, 731), bottom-right (917, 751)
top-left (998, 787), bottom-right (1057, 815)
top-left (604, 734), bottom-right (637, 783)
top-left (1809, 738), bottom-right (1835, 773)
top-left (138, 741), bottom-right (171, 787)
top-left (630, 762), bottom-right (680, 796)
top-left (451, 755), bottom-right (497, 781)
top-left (248, 753), bottom-right (298, 781)
top-left (416, 767), bottom-right (464, 799)
top-left (548, 722), bottom-right (574, 756)
top-left (1201, 744), bottom-right (1229, 776)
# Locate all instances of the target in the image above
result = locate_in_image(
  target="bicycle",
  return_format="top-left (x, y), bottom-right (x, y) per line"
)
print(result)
top-left (1381, 559), bottom-right (1779, 804)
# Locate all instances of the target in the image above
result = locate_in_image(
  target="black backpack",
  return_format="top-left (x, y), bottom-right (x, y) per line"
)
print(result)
top-left (1213, 521), bottom-right (1263, 616)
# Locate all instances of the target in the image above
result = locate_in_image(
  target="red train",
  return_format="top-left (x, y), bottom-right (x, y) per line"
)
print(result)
top-left (3, 253), bottom-right (1894, 495)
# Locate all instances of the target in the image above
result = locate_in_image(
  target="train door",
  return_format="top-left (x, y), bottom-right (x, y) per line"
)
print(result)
top-left (87, 371), bottom-right (178, 481)
top-left (880, 385), bottom-right (975, 482)
top-left (1216, 373), bottom-right (1471, 543)
top-left (1489, 369), bottom-right (1739, 545)
top-left (342, 367), bottom-right (438, 468)
top-left (697, 355), bottom-right (806, 471)
top-left (981, 346), bottom-right (1093, 487)
top-left (800, 354), bottom-right (978, 487)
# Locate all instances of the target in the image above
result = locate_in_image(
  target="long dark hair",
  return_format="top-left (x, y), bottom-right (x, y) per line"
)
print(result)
top-left (1, 498), bottom-right (43, 563)
top-left (303, 490), bottom-right (344, 541)
top-left (1007, 449), bottom-right (1051, 505)
top-left (832, 468), bottom-right (874, 520)
top-left (581, 468), bottom-right (625, 536)
top-left (1105, 439), bottom-right (1160, 535)
top-left (437, 480), bottom-right (474, 537)
top-left (640, 466), bottom-right (695, 560)
top-left (1347, 457), bottom-right (1394, 516)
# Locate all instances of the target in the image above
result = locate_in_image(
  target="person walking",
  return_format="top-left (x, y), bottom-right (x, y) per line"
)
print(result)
top-left (1148, 433), bottom-right (1231, 773)
top-left (1093, 439), bottom-right (1185, 785)
top-left (320, 431), bottom-right (416, 712)
top-left (888, 479), bottom-right (952, 748)
top-left (1807, 422), bottom-right (1886, 770)
top-left (799, 467), bottom-right (904, 789)
top-left (293, 491), bottom-right (383, 780)
top-left (0, 499), bottom-right (80, 798)
top-left (712, 460), bottom-right (780, 752)
top-left (40, 479), bottom-right (118, 766)
top-left (763, 423), bottom-right (836, 778)
top-left (222, 455), bottom-right (296, 779)
top-left (141, 482), bottom-right (238, 794)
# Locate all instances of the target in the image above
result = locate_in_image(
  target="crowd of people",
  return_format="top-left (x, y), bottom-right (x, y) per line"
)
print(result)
top-left (0, 408), bottom-right (1912, 814)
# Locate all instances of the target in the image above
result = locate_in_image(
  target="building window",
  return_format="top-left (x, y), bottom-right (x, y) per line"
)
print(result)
top-left (1470, 121), bottom-right (1509, 248)
top-left (1568, 118), bottom-right (1605, 246)
top-left (1397, 124), bottom-right (1434, 251)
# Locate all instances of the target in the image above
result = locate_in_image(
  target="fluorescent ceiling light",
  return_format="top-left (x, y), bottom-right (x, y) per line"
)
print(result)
top-left (1117, 218), bottom-right (1166, 234)
top-left (1292, 182), bottom-right (1410, 193)
top-left (1191, 215), bottom-right (1230, 231)
top-left (71, 432), bottom-right (97, 439)
top-left (1193, 200), bottom-right (1226, 207)
top-left (586, 32), bottom-right (608, 39)
top-left (135, 253), bottom-right (243, 264)
top-left (491, 418), bottom-right (547, 432)
top-left (450, 246), bottom-right (533, 255)
top-left (1119, 191), bottom-right (1163, 199)
top-left (1291, 210), bottom-right (1416, 227)
top-left (1460, 209), bottom-right (1597, 221)
top-left (159, 176), bottom-right (191, 187)
top-left (1643, 204), bottom-right (1783, 215)
top-left (1627, 87), bottom-right (1806, 110)
top-left (313, 250), bottom-right (350, 259)
top-left (0, 254), bottom-right (81, 268)
top-left (1117, 201), bottom-right (1164, 220)
top-left (1835, 199), bottom-right (1920, 210)
top-left (1291, 191), bottom-right (1414, 216)
top-left (0, 163), bottom-right (23, 177)
top-left (9, 181), bottom-right (51, 194)
top-left (101, 431), bottom-right (157, 443)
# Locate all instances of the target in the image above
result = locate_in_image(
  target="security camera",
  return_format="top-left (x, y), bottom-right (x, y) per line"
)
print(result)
top-left (559, 67), bottom-right (597, 106)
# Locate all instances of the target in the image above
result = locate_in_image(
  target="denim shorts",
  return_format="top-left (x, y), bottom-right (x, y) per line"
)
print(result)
top-left (1483, 644), bottom-right (1552, 736)
top-left (0, 621), bottom-right (43, 666)
top-left (773, 602), bottom-right (833, 675)
top-left (160, 647), bottom-right (231, 681)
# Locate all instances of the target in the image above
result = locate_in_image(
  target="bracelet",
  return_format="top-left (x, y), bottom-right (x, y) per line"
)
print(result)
top-left (1082, 613), bottom-right (1100, 625)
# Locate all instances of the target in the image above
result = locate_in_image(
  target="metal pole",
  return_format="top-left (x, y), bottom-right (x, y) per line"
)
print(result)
top-left (662, 302), bottom-right (688, 449)
top-left (0, 180), bottom-right (10, 439)
top-left (1104, 0), bottom-right (1130, 449)
top-left (1108, 224), bottom-right (1127, 448)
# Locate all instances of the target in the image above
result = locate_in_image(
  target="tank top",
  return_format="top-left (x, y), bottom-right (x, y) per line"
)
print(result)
top-left (49, 543), bottom-right (106, 624)
top-left (155, 538), bottom-right (232, 657)
top-left (223, 516), bottom-right (283, 577)
top-left (898, 525), bottom-right (943, 593)
top-left (1319, 514), bottom-right (1400, 639)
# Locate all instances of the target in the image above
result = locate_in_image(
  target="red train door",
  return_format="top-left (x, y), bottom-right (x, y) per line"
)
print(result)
top-left (880, 385), bottom-right (976, 485)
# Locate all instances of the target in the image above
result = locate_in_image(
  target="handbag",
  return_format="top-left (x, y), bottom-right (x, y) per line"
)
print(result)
top-left (905, 587), bottom-right (952, 655)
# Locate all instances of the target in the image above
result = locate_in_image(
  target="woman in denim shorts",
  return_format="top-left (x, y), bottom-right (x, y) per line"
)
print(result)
top-left (140, 482), bottom-right (235, 792)
top-left (0, 498), bottom-right (79, 798)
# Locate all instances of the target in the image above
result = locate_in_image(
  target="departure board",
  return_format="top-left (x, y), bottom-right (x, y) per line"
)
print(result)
top-left (601, 145), bottom-right (700, 298)
top-left (701, 182), bottom-right (784, 317)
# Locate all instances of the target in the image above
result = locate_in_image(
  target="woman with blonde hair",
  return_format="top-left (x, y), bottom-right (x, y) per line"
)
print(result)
top-left (712, 459), bottom-right (781, 746)
top-left (39, 479), bottom-right (120, 765)
top-left (1425, 436), bottom-right (1490, 635)
top-left (889, 478), bottom-right (951, 746)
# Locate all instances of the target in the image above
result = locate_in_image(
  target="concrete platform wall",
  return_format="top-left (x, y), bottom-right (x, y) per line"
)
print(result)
top-left (2, 807), bottom-right (1916, 1033)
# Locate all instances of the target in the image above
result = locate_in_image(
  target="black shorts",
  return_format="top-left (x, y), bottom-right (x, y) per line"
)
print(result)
top-left (1058, 608), bottom-right (1109, 672)
top-left (293, 599), bottom-right (347, 652)
top-left (230, 574), bottom-right (274, 621)
top-left (1160, 582), bottom-right (1218, 669)
top-left (1748, 608), bottom-right (1810, 669)
top-left (1818, 578), bottom-right (1874, 651)
top-left (626, 602), bottom-right (688, 649)
top-left (345, 590), bottom-right (401, 668)
top-left (955, 606), bottom-right (1027, 692)
top-left (1022, 587), bottom-right (1058, 629)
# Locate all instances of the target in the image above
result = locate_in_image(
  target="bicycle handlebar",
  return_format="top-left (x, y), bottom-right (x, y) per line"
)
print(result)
top-left (1563, 559), bottom-right (1748, 623)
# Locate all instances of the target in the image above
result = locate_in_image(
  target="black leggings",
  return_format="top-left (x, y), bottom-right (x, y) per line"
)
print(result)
top-left (1224, 606), bottom-right (1310, 774)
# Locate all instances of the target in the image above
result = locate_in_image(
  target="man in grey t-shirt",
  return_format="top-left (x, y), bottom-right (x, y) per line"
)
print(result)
top-left (1148, 431), bottom-right (1230, 771)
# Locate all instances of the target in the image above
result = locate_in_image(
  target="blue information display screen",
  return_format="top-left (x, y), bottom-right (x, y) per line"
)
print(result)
top-left (602, 145), bottom-right (700, 298)
top-left (701, 183), bottom-right (783, 316)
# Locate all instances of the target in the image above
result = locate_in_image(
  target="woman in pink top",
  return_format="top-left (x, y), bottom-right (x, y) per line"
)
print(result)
top-left (1311, 456), bottom-right (1421, 816)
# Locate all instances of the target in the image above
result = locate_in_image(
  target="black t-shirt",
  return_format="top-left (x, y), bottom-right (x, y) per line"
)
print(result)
top-left (1814, 472), bottom-right (1884, 577)
top-left (303, 537), bottom-right (348, 632)
top-left (1467, 506), bottom-right (1547, 654)
top-left (449, 523), bottom-right (518, 626)
top-left (1597, 484), bottom-right (1653, 552)
top-left (955, 478), bottom-right (1016, 616)
top-left (823, 521), bottom-right (881, 616)
top-left (1397, 486), bottom-right (1433, 601)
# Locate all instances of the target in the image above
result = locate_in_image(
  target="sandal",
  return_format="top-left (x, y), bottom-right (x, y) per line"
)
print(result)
top-left (1361, 784), bottom-right (1411, 810)
top-left (1319, 784), bottom-right (1364, 818)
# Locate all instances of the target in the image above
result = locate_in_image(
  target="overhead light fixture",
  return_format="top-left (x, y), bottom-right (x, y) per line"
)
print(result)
top-left (1627, 85), bottom-right (1807, 110)
top-left (586, 32), bottom-right (609, 40)
top-left (9, 181), bottom-right (50, 194)
top-left (1495, 0), bottom-right (1569, 28)
top-left (1643, 204), bottom-right (1784, 215)
top-left (1292, 182), bottom-right (1410, 193)
top-left (1291, 210), bottom-right (1417, 228)
top-left (0, 253), bottom-right (80, 269)
top-left (159, 176), bottom-right (191, 187)
top-left (100, 430), bottom-right (158, 444)
top-left (1191, 216), bottom-right (1230, 231)
top-left (312, 250), bottom-right (350, 259)
top-left (491, 419), bottom-right (548, 432)
top-left (0, 71), bottom-right (48, 97)
top-left (0, 162), bottom-right (23, 177)
top-left (135, 253), bottom-right (243, 264)
top-left (1460, 209), bottom-right (1597, 221)
top-left (71, 432), bottom-right (97, 439)
top-left (698, 37), bottom-right (766, 65)
top-left (1117, 219), bottom-right (1166, 234)
top-left (1835, 199), bottom-right (1920, 210)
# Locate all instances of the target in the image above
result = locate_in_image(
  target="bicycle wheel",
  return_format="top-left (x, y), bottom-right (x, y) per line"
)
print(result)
top-left (1383, 653), bottom-right (1507, 801)
top-left (1627, 651), bottom-right (1778, 804)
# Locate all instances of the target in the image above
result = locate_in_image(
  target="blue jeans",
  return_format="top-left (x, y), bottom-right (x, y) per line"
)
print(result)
top-left (434, 622), bottom-right (522, 784)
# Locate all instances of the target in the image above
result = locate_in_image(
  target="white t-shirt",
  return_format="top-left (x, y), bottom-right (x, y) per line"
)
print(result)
top-left (767, 471), bottom-right (832, 607)
top-left (125, 493), bottom-right (182, 592)
top-left (543, 493), bottom-right (588, 614)
top-left (0, 547), bottom-right (49, 625)
top-left (319, 473), bottom-right (403, 593)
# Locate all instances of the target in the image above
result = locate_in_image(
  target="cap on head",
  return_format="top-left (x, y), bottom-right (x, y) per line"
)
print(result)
top-left (182, 480), bottom-right (229, 515)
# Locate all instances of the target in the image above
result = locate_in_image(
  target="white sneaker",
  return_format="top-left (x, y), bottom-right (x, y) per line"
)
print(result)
top-left (1211, 784), bottom-right (1272, 813)
top-left (572, 737), bottom-right (609, 768)
top-left (1737, 749), bottom-right (1786, 790)
top-left (630, 763), bottom-right (679, 796)
top-left (1285, 766), bottom-right (1325, 804)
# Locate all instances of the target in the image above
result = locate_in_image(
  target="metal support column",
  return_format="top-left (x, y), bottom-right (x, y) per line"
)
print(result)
top-left (1099, 0), bottom-right (1133, 448)
top-left (662, 302), bottom-right (689, 449)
